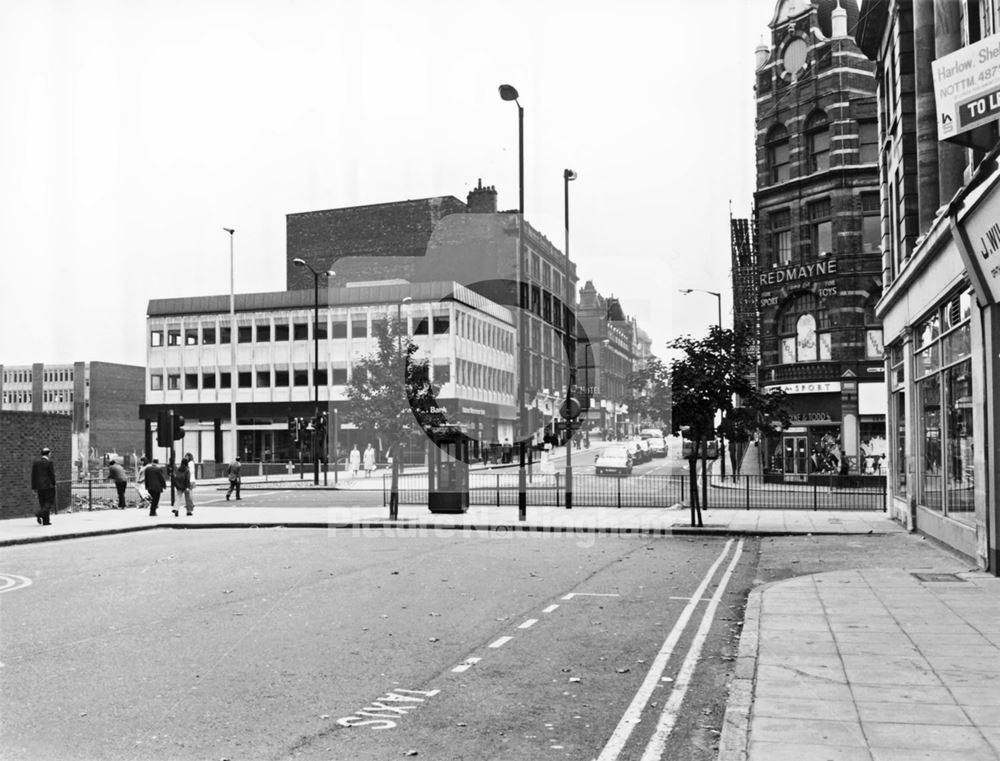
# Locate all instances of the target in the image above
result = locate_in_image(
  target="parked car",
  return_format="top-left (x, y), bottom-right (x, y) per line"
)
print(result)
top-left (595, 446), bottom-right (633, 476)
top-left (647, 436), bottom-right (667, 457)
top-left (639, 428), bottom-right (663, 440)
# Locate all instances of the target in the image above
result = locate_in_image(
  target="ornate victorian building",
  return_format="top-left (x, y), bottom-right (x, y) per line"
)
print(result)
top-left (754, 0), bottom-right (885, 479)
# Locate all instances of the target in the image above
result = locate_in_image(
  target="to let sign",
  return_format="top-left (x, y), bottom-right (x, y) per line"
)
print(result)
top-left (933, 33), bottom-right (1000, 141)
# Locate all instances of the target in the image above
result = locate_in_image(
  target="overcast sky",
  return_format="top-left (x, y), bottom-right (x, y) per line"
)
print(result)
top-left (1, 0), bottom-right (785, 368)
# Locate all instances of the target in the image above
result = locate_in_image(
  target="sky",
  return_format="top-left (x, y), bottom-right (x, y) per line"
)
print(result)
top-left (0, 0), bottom-right (785, 368)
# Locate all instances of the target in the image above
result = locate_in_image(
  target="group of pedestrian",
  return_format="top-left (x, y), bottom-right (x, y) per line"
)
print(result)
top-left (347, 444), bottom-right (376, 477)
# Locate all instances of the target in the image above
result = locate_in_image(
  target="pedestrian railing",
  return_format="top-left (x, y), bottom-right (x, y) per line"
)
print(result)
top-left (382, 472), bottom-right (886, 511)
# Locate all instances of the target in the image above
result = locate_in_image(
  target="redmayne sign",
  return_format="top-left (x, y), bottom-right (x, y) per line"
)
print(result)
top-left (759, 259), bottom-right (837, 286)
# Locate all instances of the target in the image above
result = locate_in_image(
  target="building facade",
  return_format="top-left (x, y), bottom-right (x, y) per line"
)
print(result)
top-left (141, 281), bottom-right (516, 464)
top-left (856, 0), bottom-right (1000, 571)
top-left (0, 361), bottom-right (145, 475)
top-left (286, 182), bottom-right (580, 444)
top-left (754, 0), bottom-right (886, 480)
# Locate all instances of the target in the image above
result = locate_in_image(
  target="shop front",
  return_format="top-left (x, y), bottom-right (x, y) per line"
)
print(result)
top-left (761, 387), bottom-right (843, 482)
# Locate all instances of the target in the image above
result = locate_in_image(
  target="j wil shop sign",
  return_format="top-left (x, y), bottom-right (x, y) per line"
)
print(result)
top-left (933, 33), bottom-right (1000, 141)
top-left (952, 171), bottom-right (1000, 305)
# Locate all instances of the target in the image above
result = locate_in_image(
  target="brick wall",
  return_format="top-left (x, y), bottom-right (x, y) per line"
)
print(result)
top-left (88, 362), bottom-right (146, 459)
top-left (0, 411), bottom-right (72, 519)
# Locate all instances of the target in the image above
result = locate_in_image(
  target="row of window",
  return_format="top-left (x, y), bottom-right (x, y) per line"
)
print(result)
top-left (775, 292), bottom-right (883, 364)
top-left (151, 364), bottom-right (453, 391)
top-left (2, 369), bottom-right (77, 384)
top-left (151, 317), bottom-right (453, 347)
top-left (456, 313), bottom-right (514, 354)
top-left (2, 391), bottom-right (31, 404)
top-left (764, 116), bottom-right (878, 185)
top-left (3, 370), bottom-right (32, 385)
top-left (455, 360), bottom-right (514, 394)
top-left (524, 250), bottom-right (567, 295)
top-left (767, 193), bottom-right (880, 263)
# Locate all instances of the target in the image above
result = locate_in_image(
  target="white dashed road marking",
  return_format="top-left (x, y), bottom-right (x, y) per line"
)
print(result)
top-left (561, 592), bottom-right (620, 600)
top-left (489, 636), bottom-right (513, 649)
top-left (451, 657), bottom-right (482, 673)
top-left (542, 604), bottom-right (559, 613)
top-left (518, 618), bottom-right (538, 629)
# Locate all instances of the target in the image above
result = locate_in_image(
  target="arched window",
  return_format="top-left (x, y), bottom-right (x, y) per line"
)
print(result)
top-left (777, 292), bottom-right (832, 363)
top-left (805, 111), bottom-right (829, 172)
top-left (766, 124), bottom-right (790, 184)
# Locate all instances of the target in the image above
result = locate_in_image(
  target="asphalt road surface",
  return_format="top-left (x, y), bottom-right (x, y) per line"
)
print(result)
top-left (0, 529), bottom-right (756, 760)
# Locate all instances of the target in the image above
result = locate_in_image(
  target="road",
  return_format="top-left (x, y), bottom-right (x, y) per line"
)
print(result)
top-left (0, 529), bottom-right (757, 760)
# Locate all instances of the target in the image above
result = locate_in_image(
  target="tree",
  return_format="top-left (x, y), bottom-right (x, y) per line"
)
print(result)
top-left (669, 325), bottom-right (789, 527)
top-left (626, 356), bottom-right (671, 429)
top-left (345, 319), bottom-right (446, 514)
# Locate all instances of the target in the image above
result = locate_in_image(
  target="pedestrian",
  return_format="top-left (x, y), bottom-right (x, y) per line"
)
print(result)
top-left (144, 458), bottom-right (166, 517)
top-left (108, 458), bottom-right (128, 508)
top-left (172, 457), bottom-right (194, 516)
top-left (225, 455), bottom-right (242, 501)
top-left (502, 438), bottom-right (512, 464)
top-left (349, 444), bottom-right (361, 477)
top-left (136, 456), bottom-right (151, 510)
top-left (30, 446), bottom-right (56, 525)
top-left (363, 443), bottom-right (376, 477)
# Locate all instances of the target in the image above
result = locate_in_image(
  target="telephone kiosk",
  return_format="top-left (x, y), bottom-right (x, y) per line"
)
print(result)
top-left (427, 424), bottom-right (470, 513)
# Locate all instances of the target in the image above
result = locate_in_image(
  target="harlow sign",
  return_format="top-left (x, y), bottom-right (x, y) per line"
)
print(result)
top-left (933, 32), bottom-right (1000, 141)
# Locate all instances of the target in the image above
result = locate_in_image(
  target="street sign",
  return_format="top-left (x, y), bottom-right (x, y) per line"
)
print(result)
top-left (559, 397), bottom-right (581, 420)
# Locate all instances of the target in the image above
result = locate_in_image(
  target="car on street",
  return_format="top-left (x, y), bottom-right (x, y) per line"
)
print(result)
top-left (639, 428), bottom-right (663, 439)
top-left (594, 445), bottom-right (633, 476)
top-left (646, 436), bottom-right (667, 457)
top-left (628, 439), bottom-right (650, 464)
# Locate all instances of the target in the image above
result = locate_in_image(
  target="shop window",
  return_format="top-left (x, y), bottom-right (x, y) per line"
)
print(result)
top-left (769, 209), bottom-right (792, 264)
top-left (275, 324), bottom-right (289, 341)
top-left (766, 123), bottom-right (790, 183)
top-left (202, 327), bottom-right (216, 345)
top-left (185, 329), bottom-right (198, 346)
top-left (150, 374), bottom-right (163, 391)
top-left (805, 111), bottom-right (830, 172)
top-left (808, 199), bottom-right (832, 257)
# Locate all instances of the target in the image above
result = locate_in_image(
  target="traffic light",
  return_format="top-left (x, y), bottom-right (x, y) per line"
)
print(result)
top-left (172, 414), bottom-right (185, 441)
top-left (156, 410), bottom-right (172, 447)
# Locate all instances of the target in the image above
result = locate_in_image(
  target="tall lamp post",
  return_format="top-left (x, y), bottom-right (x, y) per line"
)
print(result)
top-left (679, 287), bottom-right (725, 482)
top-left (293, 258), bottom-right (335, 485)
top-left (563, 169), bottom-right (577, 509)
top-left (389, 295), bottom-right (412, 520)
top-left (499, 82), bottom-right (528, 521)
top-left (223, 228), bottom-right (237, 462)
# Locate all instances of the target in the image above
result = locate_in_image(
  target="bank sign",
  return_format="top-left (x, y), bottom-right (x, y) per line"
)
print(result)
top-left (933, 33), bottom-right (1000, 141)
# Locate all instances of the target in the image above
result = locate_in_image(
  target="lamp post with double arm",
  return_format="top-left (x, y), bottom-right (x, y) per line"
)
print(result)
top-left (563, 168), bottom-right (577, 509)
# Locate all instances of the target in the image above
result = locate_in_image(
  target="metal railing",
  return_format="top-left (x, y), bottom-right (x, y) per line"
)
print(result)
top-left (383, 472), bottom-right (886, 511)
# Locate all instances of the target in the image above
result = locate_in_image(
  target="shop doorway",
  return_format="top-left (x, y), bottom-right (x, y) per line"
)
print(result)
top-left (782, 435), bottom-right (809, 482)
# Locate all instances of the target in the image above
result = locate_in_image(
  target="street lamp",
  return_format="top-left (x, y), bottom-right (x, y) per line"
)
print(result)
top-left (563, 168), bottom-right (577, 510)
top-left (499, 82), bottom-right (527, 521)
top-left (293, 257), bottom-right (336, 485)
top-left (678, 288), bottom-right (722, 330)
top-left (223, 228), bottom-right (237, 462)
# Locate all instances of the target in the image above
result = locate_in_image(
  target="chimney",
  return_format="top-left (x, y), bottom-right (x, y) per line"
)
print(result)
top-left (755, 36), bottom-right (770, 70)
top-left (467, 178), bottom-right (498, 213)
top-left (831, 0), bottom-right (848, 38)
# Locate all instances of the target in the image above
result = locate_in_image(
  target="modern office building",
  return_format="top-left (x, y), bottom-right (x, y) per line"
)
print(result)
top-left (754, 0), bottom-right (885, 480)
top-left (856, 0), bottom-right (1000, 571)
top-left (141, 281), bottom-right (516, 464)
top-left (0, 361), bottom-right (145, 475)
top-left (285, 181), bottom-right (580, 442)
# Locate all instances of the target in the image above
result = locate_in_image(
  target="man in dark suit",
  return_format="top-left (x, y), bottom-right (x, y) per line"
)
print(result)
top-left (30, 447), bottom-right (56, 525)
top-left (143, 458), bottom-right (167, 517)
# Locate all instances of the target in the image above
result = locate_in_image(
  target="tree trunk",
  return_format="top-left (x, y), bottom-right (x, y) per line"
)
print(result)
top-left (699, 436), bottom-right (708, 519)
top-left (389, 440), bottom-right (400, 517)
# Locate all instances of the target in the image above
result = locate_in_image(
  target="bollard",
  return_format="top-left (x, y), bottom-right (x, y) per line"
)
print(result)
top-left (496, 473), bottom-right (501, 507)
top-left (617, 475), bottom-right (622, 509)
top-left (555, 472), bottom-right (561, 507)
top-left (88, 478), bottom-right (93, 510)
top-left (746, 475), bottom-right (750, 510)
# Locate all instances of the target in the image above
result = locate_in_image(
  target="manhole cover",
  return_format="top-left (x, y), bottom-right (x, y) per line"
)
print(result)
top-left (911, 572), bottom-right (965, 582)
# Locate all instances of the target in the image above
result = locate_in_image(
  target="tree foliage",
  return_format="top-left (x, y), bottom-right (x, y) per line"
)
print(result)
top-left (345, 319), bottom-right (446, 452)
top-left (626, 356), bottom-right (671, 428)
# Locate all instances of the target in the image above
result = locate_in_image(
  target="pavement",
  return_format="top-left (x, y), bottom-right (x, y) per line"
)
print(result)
top-left (7, 485), bottom-right (999, 761)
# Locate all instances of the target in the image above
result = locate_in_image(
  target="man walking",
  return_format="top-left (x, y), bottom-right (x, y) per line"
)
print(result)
top-left (144, 458), bottom-right (166, 516)
top-left (108, 458), bottom-right (128, 508)
top-left (225, 456), bottom-right (242, 501)
top-left (30, 447), bottom-right (56, 525)
top-left (172, 457), bottom-right (194, 516)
